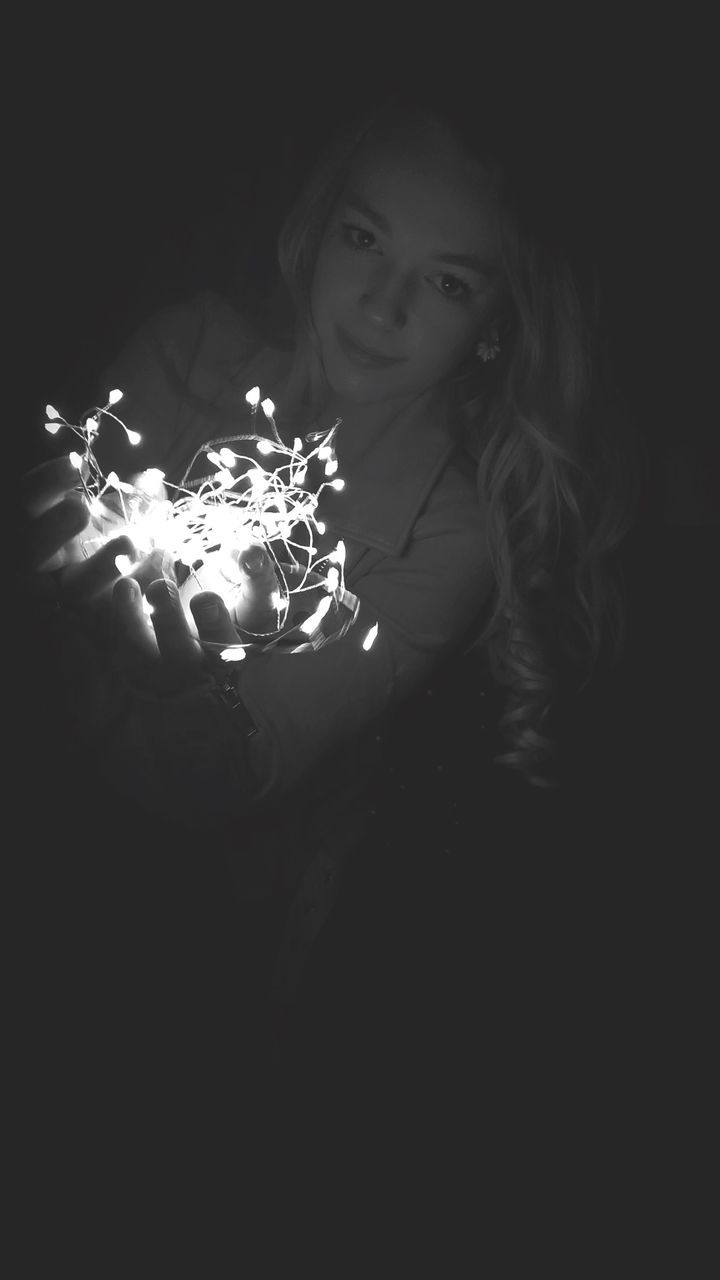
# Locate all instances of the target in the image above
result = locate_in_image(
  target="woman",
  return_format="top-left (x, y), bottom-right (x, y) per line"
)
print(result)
top-left (21, 93), bottom-right (644, 1067)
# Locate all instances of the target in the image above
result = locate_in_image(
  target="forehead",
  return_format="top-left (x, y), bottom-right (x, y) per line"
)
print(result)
top-left (341, 128), bottom-right (500, 257)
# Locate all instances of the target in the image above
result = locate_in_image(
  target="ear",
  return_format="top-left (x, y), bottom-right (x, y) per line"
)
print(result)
top-left (475, 322), bottom-right (501, 362)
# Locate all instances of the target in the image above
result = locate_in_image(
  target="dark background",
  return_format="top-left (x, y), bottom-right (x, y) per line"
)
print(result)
top-left (10, 16), bottom-right (717, 1194)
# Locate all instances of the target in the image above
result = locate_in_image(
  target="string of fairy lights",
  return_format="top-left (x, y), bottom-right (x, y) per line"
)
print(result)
top-left (44, 385), bottom-right (379, 661)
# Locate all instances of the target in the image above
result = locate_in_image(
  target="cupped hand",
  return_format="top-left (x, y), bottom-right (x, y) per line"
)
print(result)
top-left (113, 577), bottom-right (243, 695)
top-left (21, 455), bottom-right (138, 618)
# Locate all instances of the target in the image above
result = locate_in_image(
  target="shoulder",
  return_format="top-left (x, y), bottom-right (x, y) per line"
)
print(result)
top-left (416, 445), bottom-right (486, 544)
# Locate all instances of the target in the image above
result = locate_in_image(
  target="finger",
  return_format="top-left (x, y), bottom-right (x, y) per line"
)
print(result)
top-left (61, 534), bottom-right (138, 607)
top-left (24, 493), bottom-right (90, 572)
top-left (21, 455), bottom-right (84, 518)
top-left (190, 591), bottom-right (241, 646)
top-left (231, 544), bottom-right (281, 631)
top-left (126, 549), bottom-right (173, 595)
top-left (145, 578), bottom-right (204, 668)
top-left (237, 543), bottom-right (277, 582)
top-left (113, 575), bottom-right (159, 664)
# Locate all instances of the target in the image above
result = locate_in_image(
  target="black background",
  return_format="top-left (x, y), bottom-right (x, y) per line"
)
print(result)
top-left (9, 14), bottom-right (717, 1201)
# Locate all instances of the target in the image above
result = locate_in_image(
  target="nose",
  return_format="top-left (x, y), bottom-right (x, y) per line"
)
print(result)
top-left (359, 265), bottom-right (409, 330)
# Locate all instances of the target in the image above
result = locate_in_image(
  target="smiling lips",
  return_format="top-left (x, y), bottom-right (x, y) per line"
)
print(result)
top-left (336, 327), bottom-right (405, 367)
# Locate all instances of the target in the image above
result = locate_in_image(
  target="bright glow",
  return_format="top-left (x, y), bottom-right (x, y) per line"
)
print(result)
top-left (220, 646), bottom-right (247, 662)
top-left (134, 468), bottom-right (166, 497)
top-left (300, 595), bottom-right (332, 634)
top-left (363, 622), bottom-right (379, 651)
top-left (45, 422), bottom-right (61, 434)
top-left (41, 383), bottom-right (366, 661)
top-left (108, 389), bottom-right (123, 405)
top-left (107, 471), bottom-right (135, 494)
top-left (325, 458), bottom-right (338, 476)
top-left (142, 598), bottom-right (154, 617)
top-left (330, 478), bottom-right (345, 491)
top-left (260, 397), bottom-right (275, 418)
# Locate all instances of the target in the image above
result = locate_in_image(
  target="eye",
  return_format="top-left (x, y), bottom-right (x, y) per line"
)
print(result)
top-left (341, 222), bottom-right (378, 251)
top-left (431, 274), bottom-right (473, 303)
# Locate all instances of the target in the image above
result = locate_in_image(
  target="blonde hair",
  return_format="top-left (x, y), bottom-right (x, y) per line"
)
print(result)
top-left (274, 97), bottom-right (646, 788)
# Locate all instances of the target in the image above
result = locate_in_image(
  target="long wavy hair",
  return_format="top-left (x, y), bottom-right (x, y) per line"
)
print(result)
top-left (272, 95), bottom-right (647, 789)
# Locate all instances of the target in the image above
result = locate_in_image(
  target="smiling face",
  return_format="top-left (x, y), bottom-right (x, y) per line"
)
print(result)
top-left (309, 120), bottom-right (503, 416)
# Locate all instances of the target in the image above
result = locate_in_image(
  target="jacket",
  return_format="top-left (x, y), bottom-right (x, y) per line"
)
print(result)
top-left (84, 291), bottom-right (494, 997)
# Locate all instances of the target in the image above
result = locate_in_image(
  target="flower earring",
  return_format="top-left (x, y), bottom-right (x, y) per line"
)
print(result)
top-left (475, 326), bottom-right (500, 362)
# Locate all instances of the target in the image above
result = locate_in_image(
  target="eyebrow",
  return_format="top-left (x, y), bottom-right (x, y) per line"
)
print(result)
top-left (342, 191), bottom-right (499, 278)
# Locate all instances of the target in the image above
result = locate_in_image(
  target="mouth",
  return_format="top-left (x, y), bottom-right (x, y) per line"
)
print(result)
top-left (335, 327), bottom-right (405, 368)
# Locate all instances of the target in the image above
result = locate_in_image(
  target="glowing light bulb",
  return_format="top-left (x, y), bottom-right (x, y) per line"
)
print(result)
top-left (108, 389), bottom-right (123, 405)
top-left (45, 404), bottom-right (60, 419)
top-left (45, 422), bottom-right (61, 434)
top-left (127, 430), bottom-right (141, 446)
top-left (220, 647), bottom-right (247, 662)
top-left (260, 397), bottom-right (275, 418)
top-left (245, 386), bottom-right (260, 407)
top-left (115, 554), bottom-right (133, 575)
top-left (330, 478), bottom-right (345, 491)
top-left (256, 440), bottom-right (274, 455)
top-left (134, 468), bottom-right (166, 497)
top-left (69, 451), bottom-right (83, 470)
top-left (300, 595), bottom-right (332, 634)
top-left (363, 622), bottom-right (379, 651)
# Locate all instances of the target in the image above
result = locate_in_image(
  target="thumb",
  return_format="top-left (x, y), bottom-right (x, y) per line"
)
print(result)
top-left (237, 544), bottom-right (275, 578)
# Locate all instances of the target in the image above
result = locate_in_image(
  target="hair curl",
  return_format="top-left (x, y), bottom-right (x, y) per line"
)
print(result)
top-left (273, 96), bottom-right (646, 789)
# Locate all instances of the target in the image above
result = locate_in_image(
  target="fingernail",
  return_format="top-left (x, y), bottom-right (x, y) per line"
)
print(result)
top-left (197, 601), bottom-right (220, 622)
top-left (147, 578), bottom-right (178, 606)
top-left (243, 547), bottom-right (266, 573)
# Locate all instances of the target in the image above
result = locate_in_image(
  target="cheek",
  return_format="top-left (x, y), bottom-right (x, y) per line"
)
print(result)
top-left (311, 250), bottom-right (356, 319)
top-left (413, 312), bottom-right (479, 377)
